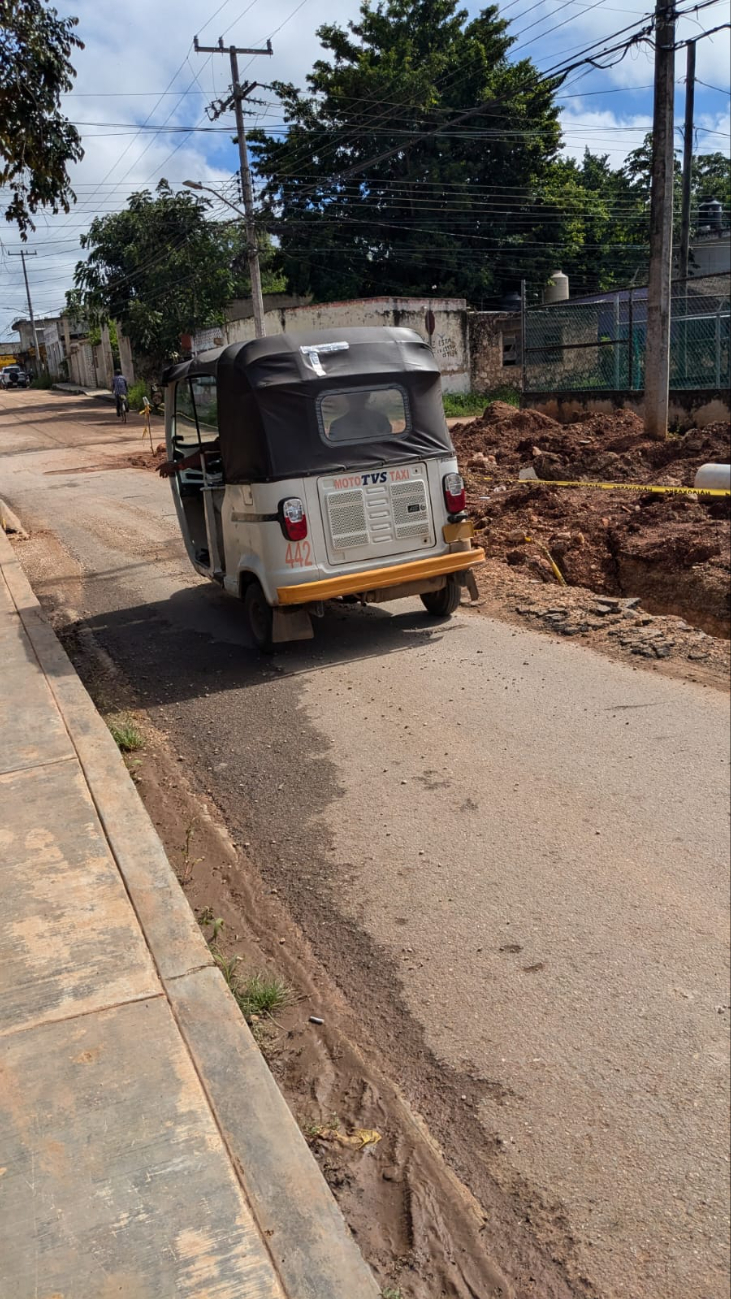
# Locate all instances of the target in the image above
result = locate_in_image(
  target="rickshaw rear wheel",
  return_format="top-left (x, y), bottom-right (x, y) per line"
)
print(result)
top-left (420, 576), bottom-right (462, 617)
top-left (244, 579), bottom-right (275, 653)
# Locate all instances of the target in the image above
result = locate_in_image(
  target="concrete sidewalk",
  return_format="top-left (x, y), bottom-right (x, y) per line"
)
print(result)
top-left (51, 381), bottom-right (114, 399)
top-left (0, 523), bottom-right (377, 1299)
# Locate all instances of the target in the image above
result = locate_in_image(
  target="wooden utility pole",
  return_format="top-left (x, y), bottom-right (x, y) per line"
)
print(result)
top-left (194, 36), bottom-right (273, 339)
top-left (678, 40), bottom-right (696, 282)
top-left (8, 249), bottom-right (42, 373)
top-left (644, 0), bottom-right (676, 440)
top-left (520, 279), bottom-right (528, 399)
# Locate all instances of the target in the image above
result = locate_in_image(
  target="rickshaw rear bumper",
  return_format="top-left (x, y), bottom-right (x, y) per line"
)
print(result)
top-left (276, 548), bottom-right (485, 606)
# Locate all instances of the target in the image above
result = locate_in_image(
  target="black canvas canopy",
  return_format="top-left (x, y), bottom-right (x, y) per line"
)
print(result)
top-left (162, 326), bottom-right (454, 482)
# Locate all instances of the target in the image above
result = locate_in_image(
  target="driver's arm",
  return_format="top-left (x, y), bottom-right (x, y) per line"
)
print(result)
top-left (158, 438), bottom-right (220, 478)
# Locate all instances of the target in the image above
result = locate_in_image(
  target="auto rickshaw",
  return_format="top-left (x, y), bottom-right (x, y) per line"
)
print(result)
top-left (161, 326), bottom-right (484, 649)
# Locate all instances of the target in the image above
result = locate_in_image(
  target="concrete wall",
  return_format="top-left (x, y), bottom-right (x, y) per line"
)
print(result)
top-left (224, 293), bottom-right (312, 322)
top-left (117, 331), bottom-right (136, 384)
top-left (194, 296), bottom-right (470, 393)
top-left (68, 341), bottom-right (97, 390)
top-left (97, 325), bottom-right (115, 389)
top-left (468, 311), bottom-right (522, 391)
top-left (523, 388), bottom-right (730, 431)
top-left (690, 234), bottom-right (731, 278)
top-left (685, 270), bottom-right (730, 297)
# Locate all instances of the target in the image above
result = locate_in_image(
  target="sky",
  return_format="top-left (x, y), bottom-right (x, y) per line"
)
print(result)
top-left (1, 0), bottom-right (729, 336)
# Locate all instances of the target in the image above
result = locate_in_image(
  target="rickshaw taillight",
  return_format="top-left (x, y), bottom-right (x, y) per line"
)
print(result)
top-left (280, 497), bottom-right (308, 541)
top-left (443, 472), bottom-right (466, 515)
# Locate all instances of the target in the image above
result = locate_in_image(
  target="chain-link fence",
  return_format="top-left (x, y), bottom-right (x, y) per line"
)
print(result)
top-left (524, 275), bottom-right (730, 394)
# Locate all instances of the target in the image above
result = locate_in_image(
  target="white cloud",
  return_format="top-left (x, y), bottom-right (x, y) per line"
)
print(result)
top-left (559, 107), bottom-right (653, 166)
top-left (696, 106), bottom-right (731, 156)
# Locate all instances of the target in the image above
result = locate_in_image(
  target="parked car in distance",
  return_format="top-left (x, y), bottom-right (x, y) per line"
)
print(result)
top-left (0, 365), bottom-right (29, 389)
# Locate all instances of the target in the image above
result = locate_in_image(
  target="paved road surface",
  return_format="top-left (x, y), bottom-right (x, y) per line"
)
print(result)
top-left (2, 390), bottom-right (729, 1299)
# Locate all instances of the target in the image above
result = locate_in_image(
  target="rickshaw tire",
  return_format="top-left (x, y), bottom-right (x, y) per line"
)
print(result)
top-left (420, 576), bottom-right (462, 617)
top-left (244, 579), bottom-right (275, 653)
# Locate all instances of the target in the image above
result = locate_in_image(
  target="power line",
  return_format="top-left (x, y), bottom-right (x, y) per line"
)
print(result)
top-left (140, 0), bottom-right (306, 185)
top-left (258, 6), bottom-right (668, 189)
top-left (695, 77), bottom-right (731, 93)
top-left (57, 51), bottom-right (199, 232)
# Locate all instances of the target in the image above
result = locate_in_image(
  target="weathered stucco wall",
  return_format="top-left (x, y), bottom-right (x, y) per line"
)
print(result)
top-left (468, 311), bottom-right (522, 391)
top-left (117, 331), bottom-right (136, 384)
top-left (195, 296), bottom-right (470, 392)
top-left (67, 341), bottom-right (96, 390)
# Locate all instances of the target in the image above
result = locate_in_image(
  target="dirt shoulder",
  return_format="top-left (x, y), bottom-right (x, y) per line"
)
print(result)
top-left (49, 613), bottom-right (584, 1299)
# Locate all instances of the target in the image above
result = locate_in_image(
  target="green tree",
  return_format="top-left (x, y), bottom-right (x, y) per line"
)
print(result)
top-left (250, 0), bottom-right (565, 304)
top-left (546, 149), bottom-right (649, 295)
top-left (622, 134), bottom-right (730, 235)
top-left (0, 0), bottom-right (84, 237)
top-left (692, 151), bottom-right (731, 215)
top-left (69, 181), bottom-right (283, 376)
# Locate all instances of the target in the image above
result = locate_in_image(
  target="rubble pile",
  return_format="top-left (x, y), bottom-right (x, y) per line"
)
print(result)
top-left (452, 404), bottom-right (731, 637)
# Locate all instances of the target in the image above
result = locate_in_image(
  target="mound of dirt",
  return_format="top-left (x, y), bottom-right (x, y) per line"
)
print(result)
top-left (454, 405), bottom-right (731, 636)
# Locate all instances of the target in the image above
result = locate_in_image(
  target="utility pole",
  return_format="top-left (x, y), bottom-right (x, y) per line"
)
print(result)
top-left (8, 249), bottom-right (42, 373)
top-left (678, 40), bottom-right (696, 282)
top-left (644, 0), bottom-right (676, 440)
top-left (194, 36), bottom-right (273, 339)
top-left (520, 279), bottom-right (528, 399)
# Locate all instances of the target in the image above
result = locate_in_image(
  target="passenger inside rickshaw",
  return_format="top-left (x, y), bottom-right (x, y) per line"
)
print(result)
top-left (328, 391), bottom-right (392, 440)
top-left (321, 386), bottom-right (406, 442)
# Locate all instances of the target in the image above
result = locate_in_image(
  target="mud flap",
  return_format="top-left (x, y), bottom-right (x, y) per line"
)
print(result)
top-left (463, 569), bottom-right (479, 602)
top-left (272, 606), bottom-right (314, 643)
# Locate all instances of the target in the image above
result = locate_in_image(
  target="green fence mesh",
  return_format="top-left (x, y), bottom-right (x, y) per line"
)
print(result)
top-left (525, 280), bottom-right (730, 393)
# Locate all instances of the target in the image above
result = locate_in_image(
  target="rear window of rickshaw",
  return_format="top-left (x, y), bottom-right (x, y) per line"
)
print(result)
top-left (174, 377), bottom-right (219, 444)
top-left (319, 387), bottom-right (409, 443)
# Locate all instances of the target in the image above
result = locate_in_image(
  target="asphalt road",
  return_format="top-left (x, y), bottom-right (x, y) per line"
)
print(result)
top-left (2, 390), bottom-right (729, 1299)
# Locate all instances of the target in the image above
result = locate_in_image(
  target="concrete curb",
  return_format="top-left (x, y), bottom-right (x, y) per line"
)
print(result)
top-left (0, 498), bottom-right (27, 538)
top-left (0, 525), bottom-right (379, 1299)
top-left (51, 382), bottom-right (114, 400)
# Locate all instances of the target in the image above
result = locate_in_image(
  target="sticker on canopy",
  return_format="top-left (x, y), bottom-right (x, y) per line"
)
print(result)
top-left (300, 341), bottom-right (349, 376)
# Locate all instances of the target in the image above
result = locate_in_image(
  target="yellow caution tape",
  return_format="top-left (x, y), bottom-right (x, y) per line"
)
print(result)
top-left (477, 475), bottom-right (730, 498)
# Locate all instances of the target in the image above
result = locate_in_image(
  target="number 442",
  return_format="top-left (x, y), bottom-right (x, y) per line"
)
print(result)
top-left (285, 541), bottom-right (313, 568)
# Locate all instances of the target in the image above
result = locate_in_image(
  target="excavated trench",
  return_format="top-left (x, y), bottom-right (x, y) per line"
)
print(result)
top-left (456, 405), bottom-right (730, 639)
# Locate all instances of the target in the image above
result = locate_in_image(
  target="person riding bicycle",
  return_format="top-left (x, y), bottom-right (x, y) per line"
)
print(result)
top-left (112, 369), bottom-right (129, 417)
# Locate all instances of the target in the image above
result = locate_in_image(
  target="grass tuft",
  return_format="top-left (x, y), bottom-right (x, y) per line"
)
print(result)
top-left (237, 971), bottom-right (291, 1019)
top-left (443, 387), bottom-right (519, 418)
top-left (212, 952), bottom-right (292, 1023)
top-left (178, 821), bottom-right (203, 884)
top-left (108, 716), bottom-right (145, 752)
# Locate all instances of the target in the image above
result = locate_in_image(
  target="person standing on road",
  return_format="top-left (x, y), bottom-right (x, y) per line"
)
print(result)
top-left (112, 369), bottom-right (129, 417)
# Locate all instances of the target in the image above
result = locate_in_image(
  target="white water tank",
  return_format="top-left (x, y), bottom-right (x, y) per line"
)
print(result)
top-left (544, 270), bottom-right (569, 304)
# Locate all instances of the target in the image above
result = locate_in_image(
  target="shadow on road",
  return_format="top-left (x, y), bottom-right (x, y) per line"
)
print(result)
top-left (58, 584), bottom-right (463, 709)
